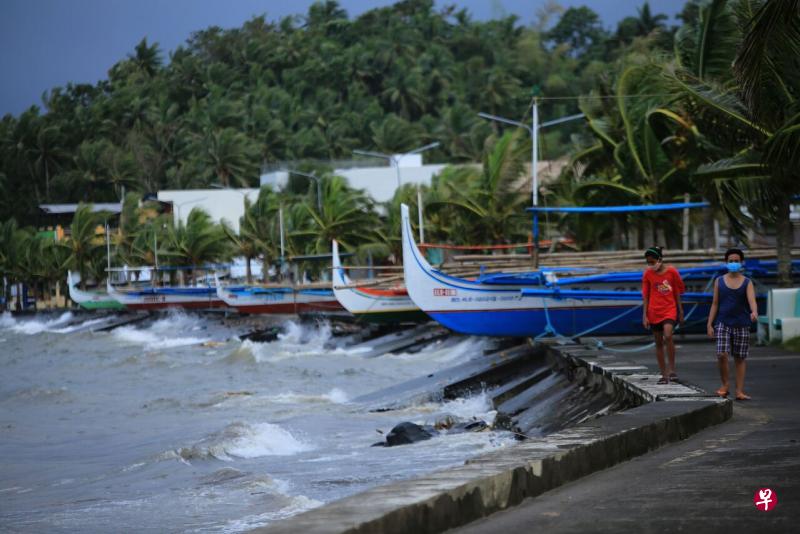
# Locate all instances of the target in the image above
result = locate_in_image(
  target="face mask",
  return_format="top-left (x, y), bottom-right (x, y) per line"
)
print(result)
top-left (726, 262), bottom-right (742, 273)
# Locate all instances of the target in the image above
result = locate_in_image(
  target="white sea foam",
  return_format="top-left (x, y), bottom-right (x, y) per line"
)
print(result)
top-left (229, 321), bottom-right (334, 362)
top-left (52, 316), bottom-right (109, 333)
top-left (0, 312), bottom-right (15, 328)
top-left (438, 390), bottom-right (498, 425)
top-left (5, 311), bottom-right (74, 335)
top-left (112, 311), bottom-right (209, 349)
top-left (267, 388), bottom-right (350, 405)
top-left (172, 422), bottom-right (313, 462)
top-left (218, 493), bottom-right (323, 533)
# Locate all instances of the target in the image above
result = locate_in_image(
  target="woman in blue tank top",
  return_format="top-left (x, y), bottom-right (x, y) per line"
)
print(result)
top-left (706, 248), bottom-right (758, 400)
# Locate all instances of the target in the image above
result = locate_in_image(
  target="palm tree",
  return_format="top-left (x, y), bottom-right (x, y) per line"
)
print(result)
top-left (291, 175), bottom-right (382, 256)
top-left (669, 0), bottom-right (800, 285)
top-left (168, 207), bottom-right (232, 284)
top-left (61, 205), bottom-right (104, 290)
top-left (427, 132), bottom-right (529, 246)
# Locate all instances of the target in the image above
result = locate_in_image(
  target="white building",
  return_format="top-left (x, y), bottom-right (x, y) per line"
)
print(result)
top-left (261, 154), bottom-right (448, 203)
top-left (157, 188), bottom-right (259, 234)
top-left (157, 156), bottom-right (449, 233)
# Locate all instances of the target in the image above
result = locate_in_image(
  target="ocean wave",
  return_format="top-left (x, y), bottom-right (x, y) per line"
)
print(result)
top-left (168, 422), bottom-right (314, 462)
top-left (51, 316), bottom-right (110, 333)
top-left (393, 336), bottom-right (488, 364)
top-left (112, 325), bottom-right (209, 350)
top-left (3, 311), bottom-right (74, 335)
top-left (0, 386), bottom-right (72, 404)
top-left (223, 321), bottom-right (334, 363)
top-left (217, 492), bottom-right (322, 533)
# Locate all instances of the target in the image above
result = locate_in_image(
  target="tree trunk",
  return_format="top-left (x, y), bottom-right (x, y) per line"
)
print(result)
top-left (775, 195), bottom-right (794, 288)
top-left (246, 257), bottom-right (252, 284)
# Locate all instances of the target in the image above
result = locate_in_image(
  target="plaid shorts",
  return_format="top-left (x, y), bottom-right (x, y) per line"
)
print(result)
top-left (715, 323), bottom-right (750, 359)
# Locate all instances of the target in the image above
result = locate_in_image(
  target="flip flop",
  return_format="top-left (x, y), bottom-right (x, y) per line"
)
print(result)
top-left (657, 377), bottom-right (669, 385)
top-left (668, 372), bottom-right (679, 382)
top-left (735, 393), bottom-right (752, 401)
top-left (716, 388), bottom-right (729, 398)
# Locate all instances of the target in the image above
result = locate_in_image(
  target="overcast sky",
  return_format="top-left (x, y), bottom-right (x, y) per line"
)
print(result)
top-left (0, 1), bottom-right (686, 117)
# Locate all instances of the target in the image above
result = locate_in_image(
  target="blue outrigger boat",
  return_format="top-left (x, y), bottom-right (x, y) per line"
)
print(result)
top-left (400, 203), bottom-right (795, 338)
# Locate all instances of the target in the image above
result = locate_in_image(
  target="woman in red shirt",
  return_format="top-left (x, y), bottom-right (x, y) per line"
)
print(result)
top-left (642, 246), bottom-right (685, 384)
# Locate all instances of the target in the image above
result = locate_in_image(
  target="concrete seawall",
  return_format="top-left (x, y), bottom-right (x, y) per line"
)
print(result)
top-left (254, 341), bottom-right (732, 534)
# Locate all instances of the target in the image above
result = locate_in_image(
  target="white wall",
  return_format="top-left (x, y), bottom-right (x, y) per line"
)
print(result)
top-left (157, 189), bottom-right (259, 234)
top-left (260, 164), bottom-right (448, 204)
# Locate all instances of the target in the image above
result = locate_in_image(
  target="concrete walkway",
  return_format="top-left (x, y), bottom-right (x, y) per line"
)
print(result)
top-left (453, 341), bottom-right (800, 533)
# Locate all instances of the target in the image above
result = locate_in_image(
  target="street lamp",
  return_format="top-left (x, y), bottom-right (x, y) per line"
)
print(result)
top-left (353, 141), bottom-right (440, 243)
top-left (288, 170), bottom-right (323, 213)
top-left (479, 103), bottom-right (584, 265)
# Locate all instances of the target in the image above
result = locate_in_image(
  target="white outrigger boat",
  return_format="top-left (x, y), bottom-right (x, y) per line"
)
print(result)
top-left (331, 240), bottom-right (427, 323)
top-left (67, 271), bottom-right (125, 310)
top-left (106, 279), bottom-right (225, 310)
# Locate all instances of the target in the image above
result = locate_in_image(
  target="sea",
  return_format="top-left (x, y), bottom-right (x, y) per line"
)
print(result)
top-left (0, 311), bottom-right (517, 533)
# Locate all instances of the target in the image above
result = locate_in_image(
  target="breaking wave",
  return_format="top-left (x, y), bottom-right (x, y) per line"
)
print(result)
top-left (2, 311), bottom-right (74, 335)
top-left (112, 311), bottom-right (209, 349)
top-left (166, 422), bottom-right (313, 462)
top-left (224, 321), bottom-right (334, 363)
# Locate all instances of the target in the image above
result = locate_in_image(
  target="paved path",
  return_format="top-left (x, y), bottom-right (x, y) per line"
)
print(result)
top-left (454, 341), bottom-right (800, 533)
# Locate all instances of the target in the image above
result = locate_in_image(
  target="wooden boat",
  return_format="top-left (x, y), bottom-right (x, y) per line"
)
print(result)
top-left (107, 279), bottom-right (225, 310)
top-left (67, 271), bottom-right (125, 310)
top-left (331, 240), bottom-right (427, 323)
top-left (215, 275), bottom-right (343, 314)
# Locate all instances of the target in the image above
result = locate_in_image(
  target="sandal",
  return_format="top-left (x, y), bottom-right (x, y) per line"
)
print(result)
top-left (657, 377), bottom-right (669, 385)
top-left (735, 393), bottom-right (752, 401)
top-left (668, 372), bottom-right (679, 382)
top-left (715, 388), bottom-right (729, 398)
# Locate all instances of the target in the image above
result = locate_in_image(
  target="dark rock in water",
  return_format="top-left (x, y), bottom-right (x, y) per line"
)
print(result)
top-left (384, 422), bottom-right (436, 446)
top-left (240, 327), bottom-right (282, 343)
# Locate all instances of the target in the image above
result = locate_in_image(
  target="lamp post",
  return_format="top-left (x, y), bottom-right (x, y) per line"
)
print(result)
top-left (288, 170), bottom-right (323, 213)
top-left (353, 141), bottom-right (440, 243)
top-left (479, 103), bottom-right (584, 266)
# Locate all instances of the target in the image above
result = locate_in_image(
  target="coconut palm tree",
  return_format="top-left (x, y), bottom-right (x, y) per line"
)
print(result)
top-left (669, 0), bottom-right (800, 285)
top-left (291, 175), bottom-right (382, 256)
top-left (167, 207), bottom-right (232, 284)
top-left (427, 132), bottom-right (529, 246)
top-left (61, 205), bottom-right (104, 290)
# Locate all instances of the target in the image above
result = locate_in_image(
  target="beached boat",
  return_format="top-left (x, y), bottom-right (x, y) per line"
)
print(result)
top-left (107, 279), bottom-right (225, 310)
top-left (331, 240), bottom-right (427, 323)
top-left (215, 276), bottom-right (343, 314)
top-left (399, 204), bottom-right (725, 337)
top-left (67, 271), bottom-right (125, 310)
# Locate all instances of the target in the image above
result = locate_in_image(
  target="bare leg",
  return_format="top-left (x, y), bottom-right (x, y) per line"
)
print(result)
top-left (663, 322), bottom-right (676, 375)
top-left (654, 331), bottom-right (667, 378)
top-left (734, 357), bottom-right (750, 399)
top-left (717, 353), bottom-right (729, 396)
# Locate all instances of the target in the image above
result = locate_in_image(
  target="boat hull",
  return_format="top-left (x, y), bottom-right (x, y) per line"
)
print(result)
top-left (217, 283), bottom-right (343, 315)
top-left (107, 281), bottom-right (225, 311)
top-left (331, 240), bottom-right (426, 323)
top-left (67, 272), bottom-right (125, 310)
top-left (399, 204), bottom-right (762, 338)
